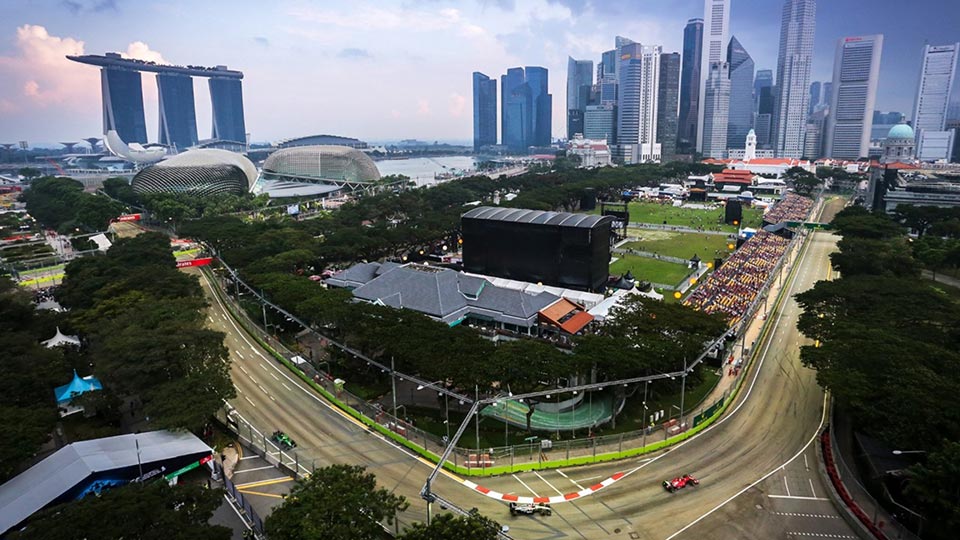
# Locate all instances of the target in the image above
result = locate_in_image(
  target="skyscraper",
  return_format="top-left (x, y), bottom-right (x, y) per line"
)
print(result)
top-left (501, 67), bottom-right (552, 152)
top-left (773, 0), bottom-right (816, 158)
top-left (822, 82), bottom-right (833, 110)
top-left (100, 65), bottom-right (148, 144)
top-left (584, 104), bottom-right (617, 142)
top-left (696, 0), bottom-right (730, 154)
top-left (209, 76), bottom-right (246, 143)
top-left (726, 36), bottom-right (755, 151)
top-left (756, 85), bottom-right (775, 147)
top-left (502, 68), bottom-right (530, 152)
top-left (825, 35), bottom-right (884, 160)
top-left (701, 61), bottom-right (730, 158)
top-left (157, 73), bottom-right (198, 150)
top-left (913, 43), bottom-right (959, 161)
top-left (754, 69), bottom-right (773, 111)
top-left (658, 52), bottom-right (681, 162)
top-left (808, 81), bottom-right (821, 116)
top-left (525, 66), bottom-right (552, 147)
top-left (617, 42), bottom-right (662, 163)
top-left (567, 57), bottom-right (594, 139)
top-left (678, 18), bottom-right (703, 153)
top-left (472, 72), bottom-right (497, 152)
top-left (600, 49), bottom-right (618, 82)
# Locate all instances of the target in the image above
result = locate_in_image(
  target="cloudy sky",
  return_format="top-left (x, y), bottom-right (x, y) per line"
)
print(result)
top-left (1, 0), bottom-right (958, 146)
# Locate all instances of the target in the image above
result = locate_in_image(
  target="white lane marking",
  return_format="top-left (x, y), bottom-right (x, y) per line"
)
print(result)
top-left (202, 273), bottom-right (462, 485)
top-left (257, 385), bottom-right (269, 395)
top-left (787, 533), bottom-right (854, 538)
top-left (664, 245), bottom-right (833, 539)
top-left (282, 382), bottom-right (292, 392)
top-left (808, 478), bottom-right (816, 498)
top-left (235, 386), bottom-right (243, 394)
top-left (236, 351), bottom-right (245, 359)
top-left (249, 375), bottom-right (258, 385)
top-left (556, 469), bottom-right (586, 490)
top-left (270, 373), bottom-right (279, 381)
top-left (534, 471), bottom-right (565, 496)
top-left (804, 454), bottom-right (809, 471)
top-left (208, 316), bottom-right (214, 324)
top-left (239, 365), bottom-right (248, 374)
top-left (233, 465), bottom-right (276, 474)
top-left (512, 474), bottom-right (539, 496)
top-left (774, 512), bottom-right (838, 519)
top-left (260, 363), bottom-right (269, 371)
top-left (784, 476), bottom-right (791, 497)
top-left (239, 455), bottom-right (259, 461)
top-left (769, 495), bottom-right (829, 501)
top-left (244, 396), bottom-right (256, 408)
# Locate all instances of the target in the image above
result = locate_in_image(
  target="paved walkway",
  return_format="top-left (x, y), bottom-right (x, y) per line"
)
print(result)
top-left (922, 269), bottom-right (960, 288)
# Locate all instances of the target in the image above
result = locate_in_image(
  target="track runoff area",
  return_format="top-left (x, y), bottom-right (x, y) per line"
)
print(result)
top-left (424, 201), bottom-right (827, 514)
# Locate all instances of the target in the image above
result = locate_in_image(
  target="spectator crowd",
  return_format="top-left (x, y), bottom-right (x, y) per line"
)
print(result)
top-left (683, 230), bottom-right (789, 325)
top-left (763, 193), bottom-right (813, 225)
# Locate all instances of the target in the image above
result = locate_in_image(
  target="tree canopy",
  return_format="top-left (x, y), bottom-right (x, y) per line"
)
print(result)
top-left (20, 176), bottom-right (124, 232)
top-left (265, 464), bottom-right (408, 540)
top-left (400, 512), bottom-right (502, 540)
top-left (10, 481), bottom-right (230, 540)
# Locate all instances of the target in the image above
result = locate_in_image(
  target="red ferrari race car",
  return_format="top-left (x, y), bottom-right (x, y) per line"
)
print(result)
top-left (662, 474), bottom-right (699, 492)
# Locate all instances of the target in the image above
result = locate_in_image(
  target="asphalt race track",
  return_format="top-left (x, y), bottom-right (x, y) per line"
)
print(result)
top-left (194, 203), bottom-right (859, 539)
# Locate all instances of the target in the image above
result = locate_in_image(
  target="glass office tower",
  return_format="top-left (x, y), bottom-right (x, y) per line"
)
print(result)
top-left (102, 67), bottom-right (148, 144)
top-left (209, 77), bottom-right (247, 143)
top-left (157, 73), bottom-right (198, 150)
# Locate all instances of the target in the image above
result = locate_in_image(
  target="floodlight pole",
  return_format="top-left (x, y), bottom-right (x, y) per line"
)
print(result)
top-left (391, 356), bottom-right (398, 420)
top-left (679, 357), bottom-right (687, 428)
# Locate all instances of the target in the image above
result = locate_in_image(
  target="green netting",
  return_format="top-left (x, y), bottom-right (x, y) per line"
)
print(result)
top-left (480, 395), bottom-right (614, 431)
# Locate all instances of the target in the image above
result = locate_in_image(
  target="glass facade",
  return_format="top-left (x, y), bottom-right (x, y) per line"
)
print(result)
top-left (773, 0), bottom-right (816, 158)
top-left (157, 73), bottom-right (198, 151)
top-left (501, 67), bottom-right (551, 152)
top-left (826, 35), bottom-right (883, 160)
top-left (679, 18), bottom-right (703, 153)
top-left (567, 58), bottom-right (594, 139)
top-left (209, 77), bottom-right (247, 143)
top-left (658, 52), bottom-right (680, 162)
top-left (726, 36), bottom-right (755, 150)
top-left (103, 68), bottom-right (148, 144)
top-left (473, 72), bottom-right (498, 151)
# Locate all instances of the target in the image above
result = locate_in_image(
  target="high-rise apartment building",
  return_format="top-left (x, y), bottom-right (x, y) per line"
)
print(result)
top-left (701, 61), bottom-right (730, 159)
top-left (617, 43), bottom-right (662, 163)
top-left (726, 36), bottom-right (755, 151)
top-left (473, 72), bottom-right (497, 152)
top-left (913, 43), bottom-right (959, 161)
top-left (209, 77), bottom-right (246, 143)
top-left (696, 0), bottom-right (730, 154)
top-left (773, 0), bottom-right (816, 158)
top-left (501, 67), bottom-right (552, 152)
top-left (658, 52), bottom-right (681, 162)
top-left (567, 58), bottom-right (594, 139)
top-left (825, 35), bottom-right (884, 160)
top-left (679, 18), bottom-right (703, 153)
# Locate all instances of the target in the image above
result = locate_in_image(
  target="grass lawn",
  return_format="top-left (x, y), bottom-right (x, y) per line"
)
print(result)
top-left (622, 230), bottom-right (733, 261)
top-left (927, 277), bottom-right (960, 303)
top-left (610, 255), bottom-right (692, 287)
top-left (593, 201), bottom-right (764, 232)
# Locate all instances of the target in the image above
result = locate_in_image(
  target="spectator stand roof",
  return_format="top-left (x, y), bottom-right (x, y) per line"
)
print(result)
top-left (462, 206), bottom-right (614, 230)
top-left (0, 431), bottom-right (212, 536)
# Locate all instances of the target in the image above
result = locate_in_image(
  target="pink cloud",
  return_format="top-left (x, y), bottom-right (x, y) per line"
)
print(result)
top-left (417, 99), bottom-right (431, 115)
top-left (0, 24), bottom-right (98, 107)
top-left (448, 93), bottom-right (466, 117)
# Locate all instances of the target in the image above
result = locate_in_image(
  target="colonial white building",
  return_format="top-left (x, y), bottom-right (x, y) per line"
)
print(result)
top-left (567, 135), bottom-right (613, 168)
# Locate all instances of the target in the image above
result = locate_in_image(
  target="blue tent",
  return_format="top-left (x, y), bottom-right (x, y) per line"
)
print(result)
top-left (54, 371), bottom-right (102, 404)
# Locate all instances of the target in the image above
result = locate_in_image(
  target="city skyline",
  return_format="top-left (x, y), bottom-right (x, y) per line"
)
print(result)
top-left (1, 0), bottom-right (959, 144)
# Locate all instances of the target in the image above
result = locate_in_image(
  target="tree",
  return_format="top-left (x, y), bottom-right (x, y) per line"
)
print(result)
top-left (10, 482), bottom-right (231, 540)
top-left (400, 512), bottom-right (502, 540)
top-left (894, 204), bottom-right (943, 237)
top-left (905, 441), bottom-right (960, 537)
top-left (265, 464), bottom-right (408, 540)
top-left (785, 166), bottom-right (822, 196)
top-left (18, 167), bottom-right (42, 180)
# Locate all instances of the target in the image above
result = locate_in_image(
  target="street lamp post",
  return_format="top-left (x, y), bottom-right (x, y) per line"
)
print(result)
top-left (391, 357), bottom-right (398, 420)
top-left (680, 357), bottom-right (687, 429)
top-left (642, 381), bottom-right (649, 448)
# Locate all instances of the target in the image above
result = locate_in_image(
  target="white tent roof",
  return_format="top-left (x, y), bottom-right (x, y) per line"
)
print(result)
top-left (42, 327), bottom-right (80, 348)
top-left (89, 233), bottom-right (112, 251)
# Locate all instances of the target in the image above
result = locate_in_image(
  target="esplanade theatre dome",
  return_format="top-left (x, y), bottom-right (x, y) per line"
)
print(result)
top-left (132, 149), bottom-right (257, 196)
top-left (261, 145), bottom-right (381, 185)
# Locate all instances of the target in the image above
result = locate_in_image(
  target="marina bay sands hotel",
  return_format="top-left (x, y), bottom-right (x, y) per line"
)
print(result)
top-left (67, 53), bottom-right (246, 150)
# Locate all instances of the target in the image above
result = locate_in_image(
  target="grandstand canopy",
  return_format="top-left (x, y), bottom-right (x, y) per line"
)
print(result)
top-left (462, 206), bottom-right (613, 229)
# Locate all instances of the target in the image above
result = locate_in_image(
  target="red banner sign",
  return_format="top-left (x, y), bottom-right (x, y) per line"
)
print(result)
top-left (176, 257), bottom-right (213, 268)
top-left (115, 214), bottom-right (141, 222)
